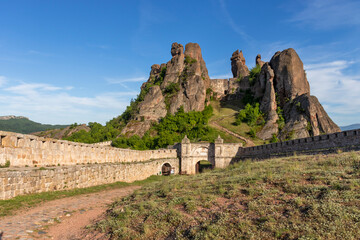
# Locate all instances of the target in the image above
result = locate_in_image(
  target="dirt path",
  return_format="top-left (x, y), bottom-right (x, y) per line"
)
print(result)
top-left (210, 121), bottom-right (255, 147)
top-left (0, 186), bottom-right (140, 240)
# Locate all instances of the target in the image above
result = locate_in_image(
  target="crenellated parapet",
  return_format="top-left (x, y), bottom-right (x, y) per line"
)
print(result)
top-left (0, 131), bottom-right (177, 167)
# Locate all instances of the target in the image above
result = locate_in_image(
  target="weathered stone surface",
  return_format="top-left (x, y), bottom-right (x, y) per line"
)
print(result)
top-left (137, 86), bottom-right (167, 121)
top-left (162, 43), bottom-right (185, 87)
top-left (122, 85), bottom-right (167, 137)
top-left (169, 42), bottom-right (210, 114)
top-left (120, 120), bottom-right (153, 137)
top-left (231, 50), bottom-right (249, 78)
top-left (269, 48), bottom-right (310, 104)
top-left (257, 63), bottom-right (279, 140)
top-left (256, 54), bottom-right (265, 67)
top-left (280, 94), bottom-right (341, 140)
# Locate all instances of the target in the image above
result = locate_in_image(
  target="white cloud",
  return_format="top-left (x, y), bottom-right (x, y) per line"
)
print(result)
top-left (0, 81), bottom-right (137, 125)
top-left (0, 76), bottom-right (7, 87)
top-left (305, 60), bottom-right (360, 125)
top-left (291, 0), bottom-right (360, 29)
top-left (105, 76), bottom-right (147, 84)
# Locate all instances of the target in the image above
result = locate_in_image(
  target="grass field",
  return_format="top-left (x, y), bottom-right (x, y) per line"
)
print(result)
top-left (93, 151), bottom-right (360, 239)
top-left (210, 100), bottom-right (266, 146)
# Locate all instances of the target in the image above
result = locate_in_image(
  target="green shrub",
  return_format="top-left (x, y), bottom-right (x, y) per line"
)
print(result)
top-left (0, 160), bottom-right (10, 168)
top-left (235, 103), bottom-right (264, 127)
top-left (248, 64), bottom-right (261, 86)
top-left (164, 82), bottom-right (180, 95)
top-left (184, 56), bottom-right (197, 65)
top-left (270, 134), bottom-right (279, 143)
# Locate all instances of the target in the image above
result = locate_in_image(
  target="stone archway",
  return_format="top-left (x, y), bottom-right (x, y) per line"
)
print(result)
top-left (161, 163), bottom-right (172, 176)
top-left (195, 160), bottom-right (213, 173)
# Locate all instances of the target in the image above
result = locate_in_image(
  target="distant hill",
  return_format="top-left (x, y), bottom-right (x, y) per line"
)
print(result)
top-left (0, 116), bottom-right (68, 134)
top-left (340, 124), bottom-right (360, 131)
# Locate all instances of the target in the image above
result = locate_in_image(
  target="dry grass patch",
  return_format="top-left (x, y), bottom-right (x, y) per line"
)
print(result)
top-left (93, 151), bottom-right (360, 239)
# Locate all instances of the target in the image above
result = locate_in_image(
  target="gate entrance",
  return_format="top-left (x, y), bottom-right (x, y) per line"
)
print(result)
top-left (161, 163), bottom-right (173, 176)
top-left (195, 160), bottom-right (213, 174)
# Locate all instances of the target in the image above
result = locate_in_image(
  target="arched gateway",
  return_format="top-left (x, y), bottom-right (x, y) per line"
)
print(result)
top-left (179, 135), bottom-right (242, 174)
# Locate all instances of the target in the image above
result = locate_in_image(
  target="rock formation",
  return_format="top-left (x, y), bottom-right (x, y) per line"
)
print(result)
top-left (253, 48), bottom-right (339, 140)
top-left (256, 54), bottom-right (265, 67)
top-left (120, 42), bottom-right (340, 140)
top-left (231, 50), bottom-right (249, 79)
top-left (122, 42), bottom-right (211, 137)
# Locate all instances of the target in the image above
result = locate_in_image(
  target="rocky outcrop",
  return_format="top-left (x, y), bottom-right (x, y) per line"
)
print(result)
top-left (269, 48), bottom-right (310, 105)
top-left (120, 43), bottom-right (339, 140)
top-left (137, 85), bottom-right (167, 121)
top-left (122, 42), bottom-right (211, 137)
top-left (231, 50), bottom-right (249, 79)
top-left (280, 94), bottom-right (340, 139)
top-left (251, 48), bottom-right (340, 140)
top-left (162, 43), bottom-right (185, 87)
top-left (256, 54), bottom-right (265, 68)
top-left (257, 63), bottom-right (279, 140)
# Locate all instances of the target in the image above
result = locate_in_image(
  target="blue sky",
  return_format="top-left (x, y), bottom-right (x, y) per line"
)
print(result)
top-left (0, 0), bottom-right (359, 126)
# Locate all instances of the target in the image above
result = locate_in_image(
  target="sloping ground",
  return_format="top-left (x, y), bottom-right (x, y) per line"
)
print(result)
top-left (209, 101), bottom-right (264, 146)
top-left (32, 124), bottom-right (90, 139)
top-left (90, 151), bottom-right (360, 239)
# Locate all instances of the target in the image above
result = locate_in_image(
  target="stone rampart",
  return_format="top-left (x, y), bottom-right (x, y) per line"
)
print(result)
top-left (240, 129), bottom-right (360, 159)
top-left (0, 158), bottom-right (179, 200)
top-left (0, 131), bottom-right (177, 167)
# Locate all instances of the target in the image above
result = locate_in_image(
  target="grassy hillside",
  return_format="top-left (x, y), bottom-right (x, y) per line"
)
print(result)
top-left (0, 118), bottom-right (68, 134)
top-left (210, 100), bottom-right (266, 146)
top-left (93, 151), bottom-right (360, 239)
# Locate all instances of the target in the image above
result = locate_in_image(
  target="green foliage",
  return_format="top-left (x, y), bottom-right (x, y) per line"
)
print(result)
top-left (306, 121), bottom-right (313, 135)
top-left (184, 56), bottom-right (197, 65)
top-left (0, 160), bottom-right (10, 168)
top-left (248, 64), bottom-right (261, 86)
top-left (0, 118), bottom-right (68, 134)
top-left (164, 82), bottom-right (180, 95)
top-left (295, 101), bottom-right (305, 113)
top-left (111, 106), bottom-right (216, 150)
top-left (65, 122), bottom-right (120, 144)
top-left (270, 133), bottom-right (279, 143)
top-left (242, 89), bottom-right (256, 105)
top-left (248, 128), bottom-right (257, 138)
top-left (235, 103), bottom-right (264, 127)
top-left (153, 66), bottom-right (167, 86)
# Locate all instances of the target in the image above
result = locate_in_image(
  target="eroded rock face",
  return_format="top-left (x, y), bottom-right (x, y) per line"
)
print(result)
top-left (279, 94), bottom-right (340, 140)
top-left (231, 50), bottom-right (249, 79)
top-left (269, 48), bottom-right (310, 105)
top-left (257, 63), bottom-right (279, 140)
top-left (137, 86), bottom-right (167, 121)
top-left (122, 42), bottom-right (211, 136)
top-left (162, 43), bottom-right (185, 87)
top-left (256, 54), bottom-right (265, 68)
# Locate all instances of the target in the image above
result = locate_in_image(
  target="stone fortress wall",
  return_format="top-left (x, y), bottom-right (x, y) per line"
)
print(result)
top-left (0, 130), bottom-right (178, 200)
top-left (0, 131), bottom-right (177, 167)
top-left (240, 129), bottom-right (360, 159)
top-left (1, 129), bottom-right (360, 200)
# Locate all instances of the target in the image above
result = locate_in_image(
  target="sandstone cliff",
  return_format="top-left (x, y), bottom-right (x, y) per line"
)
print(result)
top-left (246, 48), bottom-right (339, 140)
top-left (122, 42), bottom-right (211, 137)
top-left (120, 42), bottom-right (339, 141)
